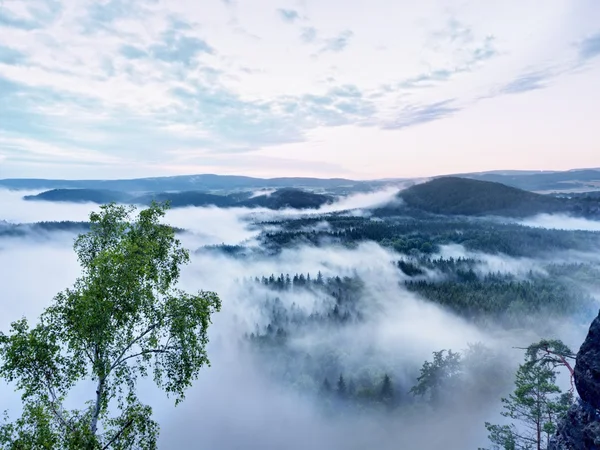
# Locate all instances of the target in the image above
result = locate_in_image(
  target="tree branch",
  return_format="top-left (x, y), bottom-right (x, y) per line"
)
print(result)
top-left (116, 346), bottom-right (178, 367)
top-left (514, 345), bottom-right (576, 392)
top-left (101, 418), bottom-right (134, 450)
top-left (109, 323), bottom-right (160, 373)
top-left (42, 372), bottom-right (74, 433)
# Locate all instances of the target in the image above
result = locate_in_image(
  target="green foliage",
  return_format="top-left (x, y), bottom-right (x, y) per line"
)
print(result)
top-left (0, 202), bottom-right (221, 449)
top-left (405, 276), bottom-right (591, 325)
top-left (410, 350), bottom-right (462, 404)
top-left (524, 340), bottom-right (575, 372)
top-left (483, 351), bottom-right (573, 450)
top-left (257, 213), bottom-right (600, 258)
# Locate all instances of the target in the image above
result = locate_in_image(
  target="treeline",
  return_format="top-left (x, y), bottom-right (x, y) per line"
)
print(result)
top-left (0, 221), bottom-right (90, 237)
top-left (244, 260), bottom-right (595, 328)
top-left (0, 220), bottom-right (187, 238)
top-left (318, 373), bottom-right (397, 411)
top-left (243, 254), bottom-right (596, 412)
top-left (257, 214), bottom-right (600, 257)
top-left (405, 277), bottom-right (592, 325)
top-left (243, 273), bottom-right (365, 330)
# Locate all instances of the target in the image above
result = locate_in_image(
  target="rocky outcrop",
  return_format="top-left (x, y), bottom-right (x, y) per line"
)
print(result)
top-left (549, 401), bottom-right (600, 449)
top-left (549, 312), bottom-right (600, 450)
top-left (576, 313), bottom-right (600, 411)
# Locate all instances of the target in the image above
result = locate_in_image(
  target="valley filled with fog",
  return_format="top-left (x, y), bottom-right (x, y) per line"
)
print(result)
top-left (2, 181), bottom-right (600, 450)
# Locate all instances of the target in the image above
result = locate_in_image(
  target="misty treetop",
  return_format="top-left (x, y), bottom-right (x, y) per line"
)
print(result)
top-left (255, 213), bottom-right (600, 257)
top-left (0, 202), bottom-right (221, 449)
top-left (482, 340), bottom-right (576, 450)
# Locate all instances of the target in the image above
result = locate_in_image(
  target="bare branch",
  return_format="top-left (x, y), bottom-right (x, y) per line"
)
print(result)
top-left (109, 323), bottom-right (160, 373)
top-left (101, 418), bottom-right (134, 450)
top-left (116, 346), bottom-right (178, 367)
top-left (42, 372), bottom-right (74, 433)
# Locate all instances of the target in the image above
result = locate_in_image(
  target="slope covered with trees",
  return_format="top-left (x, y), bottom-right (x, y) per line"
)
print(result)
top-left (23, 188), bottom-right (334, 210)
top-left (23, 189), bottom-right (131, 204)
top-left (397, 177), bottom-right (567, 217)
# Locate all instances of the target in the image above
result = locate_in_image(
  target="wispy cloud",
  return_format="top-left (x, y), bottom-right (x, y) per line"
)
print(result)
top-left (277, 8), bottom-right (300, 23)
top-left (149, 27), bottom-right (214, 66)
top-left (300, 27), bottom-right (317, 43)
top-left (382, 100), bottom-right (461, 130)
top-left (0, 0), bottom-right (62, 30)
top-left (396, 20), bottom-right (498, 91)
top-left (431, 18), bottom-right (474, 44)
top-left (579, 32), bottom-right (600, 61)
top-left (87, 0), bottom-right (141, 28)
top-left (319, 30), bottom-right (354, 53)
top-left (0, 134), bottom-right (124, 166)
top-left (499, 72), bottom-right (550, 95)
top-left (0, 45), bottom-right (26, 65)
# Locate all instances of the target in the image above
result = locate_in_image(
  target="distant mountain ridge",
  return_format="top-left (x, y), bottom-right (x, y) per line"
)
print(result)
top-left (23, 188), bottom-right (335, 210)
top-left (0, 174), bottom-right (385, 193)
top-left (3, 168), bottom-right (600, 194)
top-left (458, 168), bottom-right (600, 192)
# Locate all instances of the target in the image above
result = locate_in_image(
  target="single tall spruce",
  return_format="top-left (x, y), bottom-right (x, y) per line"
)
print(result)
top-left (0, 202), bottom-right (221, 449)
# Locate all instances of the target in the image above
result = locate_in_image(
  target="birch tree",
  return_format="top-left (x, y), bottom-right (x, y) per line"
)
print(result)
top-left (0, 202), bottom-right (221, 449)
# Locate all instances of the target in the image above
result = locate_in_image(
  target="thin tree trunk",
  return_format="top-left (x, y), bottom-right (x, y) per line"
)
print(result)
top-left (91, 377), bottom-right (105, 436)
top-left (536, 381), bottom-right (542, 450)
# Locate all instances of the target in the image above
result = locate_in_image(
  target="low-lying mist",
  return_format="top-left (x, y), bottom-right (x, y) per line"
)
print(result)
top-left (1, 188), bottom-right (599, 449)
top-left (519, 213), bottom-right (600, 231)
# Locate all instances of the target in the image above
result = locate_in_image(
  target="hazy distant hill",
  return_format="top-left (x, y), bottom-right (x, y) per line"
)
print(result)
top-left (460, 169), bottom-right (600, 192)
top-left (131, 191), bottom-right (234, 208)
top-left (23, 189), bottom-right (131, 204)
top-left (0, 174), bottom-right (386, 192)
top-left (238, 188), bottom-right (334, 209)
top-left (23, 188), bottom-right (334, 210)
top-left (397, 177), bottom-right (568, 217)
top-left (4, 169), bottom-right (600, 194)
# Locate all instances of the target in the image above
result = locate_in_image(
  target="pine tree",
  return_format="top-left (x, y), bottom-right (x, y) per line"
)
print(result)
top-left (484, 360), bottom-right (572, 450)
top-left (348, 379), bottom-right (356, 397)
top-left (316, 271), bottom-right (324, 285)
top-left (337, 374), bottom-right (346, 397)
top-left (380, 374), bottom-right (394, 407)
top-left (321, 378), bottom-right (332, 394)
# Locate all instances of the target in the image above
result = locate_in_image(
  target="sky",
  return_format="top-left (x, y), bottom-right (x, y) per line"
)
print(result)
top-left (0, 0), bottom-right (599, 180)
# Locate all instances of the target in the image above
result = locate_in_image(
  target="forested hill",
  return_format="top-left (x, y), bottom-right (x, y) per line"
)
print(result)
top-left (23, 188), bottom-right (334, 210)
top-left (23, 189), bottom-right (130, 204)
top-left (396, 177), bottom-right (583, 217)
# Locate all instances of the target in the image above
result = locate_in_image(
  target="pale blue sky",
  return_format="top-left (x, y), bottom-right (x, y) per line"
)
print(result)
top-left (0, 0), bottom-right (599, 179)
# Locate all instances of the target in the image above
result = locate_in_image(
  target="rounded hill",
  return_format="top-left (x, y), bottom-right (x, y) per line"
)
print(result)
top-left (398, 177), bottom-right (566, 217)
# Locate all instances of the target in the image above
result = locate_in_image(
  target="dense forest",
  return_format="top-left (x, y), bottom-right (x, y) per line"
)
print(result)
top-left (248, 213), bottom-right (600, 257)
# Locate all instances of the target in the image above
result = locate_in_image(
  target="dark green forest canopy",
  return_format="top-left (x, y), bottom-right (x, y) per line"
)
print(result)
top-left (253, 214), bottom-right (600, 257)
top-left (393, 177), bottom-right (600, 218)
